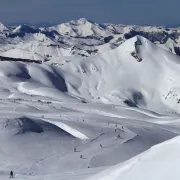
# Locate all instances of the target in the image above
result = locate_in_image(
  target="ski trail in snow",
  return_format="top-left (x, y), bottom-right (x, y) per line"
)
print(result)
top-left (161, 53), bottom-right (169, 61)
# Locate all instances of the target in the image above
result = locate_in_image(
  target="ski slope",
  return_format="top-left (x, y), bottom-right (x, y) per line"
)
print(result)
top-left (0, 35), bottom-right (179, 179)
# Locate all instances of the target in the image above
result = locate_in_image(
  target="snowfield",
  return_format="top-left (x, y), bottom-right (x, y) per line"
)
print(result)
top-left (88, 135), bottom-right (180, 180)
top-left (0, 21), bottom-right (180, 179)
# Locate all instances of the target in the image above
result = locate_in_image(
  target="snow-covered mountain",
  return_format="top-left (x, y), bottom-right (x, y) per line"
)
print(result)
top-left (1, 18), bottom-right (180, 62)
top-left (1, 20), bottom-right (180, 180)
top-left (1, 35), bottom-right (180, 113)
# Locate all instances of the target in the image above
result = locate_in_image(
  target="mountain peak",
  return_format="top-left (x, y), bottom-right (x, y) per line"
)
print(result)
top-left (69, 18), bottom-right (94, 25)
top-left (0, 22), bottom-right (8, 31)
top-left (12, 24), bottom-right (36, 33)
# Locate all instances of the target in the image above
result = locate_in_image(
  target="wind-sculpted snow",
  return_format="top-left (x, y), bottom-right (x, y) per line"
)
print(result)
top-left (41, 119), bottom-right (89, 140)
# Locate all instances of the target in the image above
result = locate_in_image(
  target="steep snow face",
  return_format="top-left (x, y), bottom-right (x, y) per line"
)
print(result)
top-left (87, 135), bottom-right (180, 180)
top-left (2, 19), bottom-right (180, 61)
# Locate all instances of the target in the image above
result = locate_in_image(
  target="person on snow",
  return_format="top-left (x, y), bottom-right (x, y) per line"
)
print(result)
top-left (10, 171), bottom-right (13, 178)
top-left (116, 134), bottom-right (121, 138)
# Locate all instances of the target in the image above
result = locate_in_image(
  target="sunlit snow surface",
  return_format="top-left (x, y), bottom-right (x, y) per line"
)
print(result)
top-left (0, 36), bottom-right (180, 179)
top-left (88, 135), bottom-right (180, 180)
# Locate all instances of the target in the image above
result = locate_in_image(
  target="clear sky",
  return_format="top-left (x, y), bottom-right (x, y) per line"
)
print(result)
top-left (0, 0), bottom-right (179, 26)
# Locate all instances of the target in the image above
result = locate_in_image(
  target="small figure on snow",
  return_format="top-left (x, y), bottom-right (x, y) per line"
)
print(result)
top-left (100, 144), bottom-right (103, 148)
top-left (116, 134), bottom-right (121, 138)
top-left (10, 171), bottom-right (13, 178)
top-left (115, 129), bottom-right (117, 132)
top-left (80, 155), bottom-right (83, 158)
top-left (74, 148), bottom-right (76, 152)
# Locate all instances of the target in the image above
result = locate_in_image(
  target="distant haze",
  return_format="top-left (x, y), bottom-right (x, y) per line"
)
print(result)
top-left (1, 0), bottom-right (180, 26)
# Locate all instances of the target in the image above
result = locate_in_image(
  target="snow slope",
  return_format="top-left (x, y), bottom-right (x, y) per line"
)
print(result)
top-left (87, 135), bottom-right (180, 180)
top-left (0, 98), bottom-right (178, 180)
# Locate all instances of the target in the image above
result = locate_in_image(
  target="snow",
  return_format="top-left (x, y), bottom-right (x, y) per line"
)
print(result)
top-left (0, 22), bottom-right (180, 179)
top-left (87, 135), bottom-right (180, 180)
top-left (0, 23), bottom-right (8, 32)
top-left (50, 18), bottom-right (111, 37)
top-left (41, 119), bottom-right (89, 140)
top-left (1, 35), bottom-right (180, 113)
top-left (2, 18), bottom-right (180, 61)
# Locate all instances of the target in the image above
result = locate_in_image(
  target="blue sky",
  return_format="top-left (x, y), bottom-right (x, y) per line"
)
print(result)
top-left (0, 0), bottom-right (179, 26)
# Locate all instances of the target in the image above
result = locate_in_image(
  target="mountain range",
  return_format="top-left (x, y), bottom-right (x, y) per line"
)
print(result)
top-left (1, 18), bottom-right (180, 62)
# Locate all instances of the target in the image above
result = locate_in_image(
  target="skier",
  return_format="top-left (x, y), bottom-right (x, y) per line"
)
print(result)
top-left (100, 144), bottom-right (103, 148)
top-left (80, 155), bottom-right (83, 158)
top-left (74, 147), bottom-right (76, 152)
top-left (117, 134), bottom-right (120, 138)
top-left (10, 171), bottom-right (13, 178)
